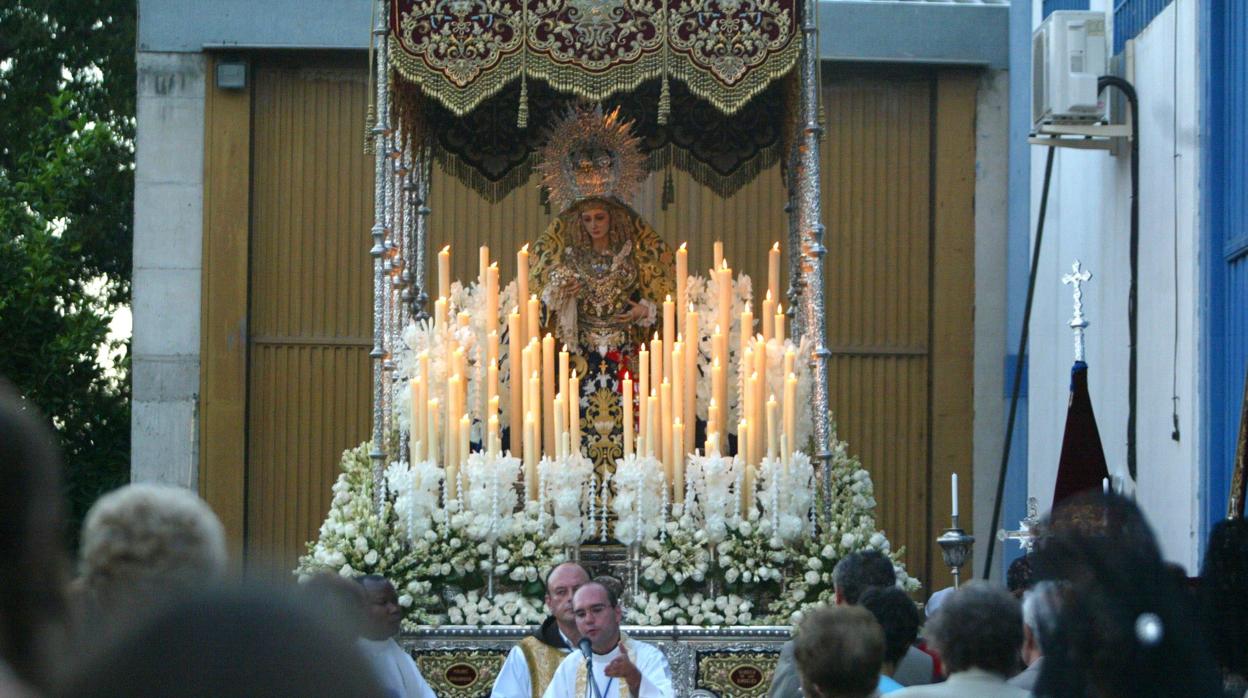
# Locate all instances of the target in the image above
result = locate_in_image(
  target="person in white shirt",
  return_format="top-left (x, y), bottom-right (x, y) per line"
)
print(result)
top-left (356, 575), bottom-right (436, 698)
top-left (542, 581), bottom-right (674, 698)
top-left (492, 562), bottom-right (591, 697)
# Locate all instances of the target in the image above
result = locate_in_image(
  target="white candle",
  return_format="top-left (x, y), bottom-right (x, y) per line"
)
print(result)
top-left (684, 307), bottom-right (698, 456)
top-left (553, 393), bottom-right (566, 459)
top-left (638, 345), bottom-right (650, 452)
top-left (527, 295), bottom-right (541, 349)
top-left (713, 240), bottom-right (724, 270)
top-left (524, 411), bottom-right (537, 500)
top-left (663, 296), bottom-right (675, 382)
top-left (623, 373), bottom-right (634, 457)
top-left (438, 245), bottom-right (451, 300)
top-left (673, 419), bottom-right (685, 503)
top-left (542, 334), bottom-right (555, 456)
top-left (775, 303), bottom-right (785, 345)
top-left (768, 241), bottom-right (781, 305)
top-left (676, 243), bottom-right (688, 335)
top-left (486, 263), bottom-right (500, 337)
top-left (647, 391), bottom-right (658, 458)
top-left (509, 310), bottom-right (523, 445)
top-left (762, 291), bottom-right (775, 343)
top-left (478, 245), bottom-right (490, 289)
top-left (660, 379), bottom-right (672, 482)
top-left (766, 394), bottom-right (779, 460)
top-left (951, 473), bottom-right (959, 518)
top-left (427, 398), bottom-right (440, 469)
top-left (569, 370), bottom-right (580, 454)
top-left (517, 244), bottom-right (530, 344)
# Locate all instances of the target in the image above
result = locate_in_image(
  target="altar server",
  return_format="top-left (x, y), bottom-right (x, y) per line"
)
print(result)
top-left (542, 581), bottom-right (674, 698)
top-left (356, 575), bottom-right (436, 698)
top-left (492, 562), bottom-right (591, 697)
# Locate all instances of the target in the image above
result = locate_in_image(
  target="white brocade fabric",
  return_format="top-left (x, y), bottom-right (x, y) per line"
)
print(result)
top-left (357, 637), bottom-right (437, 698)
top-left (542, 637), bottom-right (674, 698)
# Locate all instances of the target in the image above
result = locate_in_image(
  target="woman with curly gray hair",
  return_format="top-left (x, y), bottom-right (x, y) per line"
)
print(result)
top-left (76, 482), bottom-right (228, 624)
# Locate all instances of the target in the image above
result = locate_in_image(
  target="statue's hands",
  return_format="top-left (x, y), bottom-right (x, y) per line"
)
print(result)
top-left (615, 300), bottom-right (648, 324)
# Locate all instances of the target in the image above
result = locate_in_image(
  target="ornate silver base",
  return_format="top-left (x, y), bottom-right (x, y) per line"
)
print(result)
top-left (404, 625), bottom-right (790, 697)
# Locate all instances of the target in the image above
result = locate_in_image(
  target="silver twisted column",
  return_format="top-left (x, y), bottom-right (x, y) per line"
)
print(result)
top-left (369, 0), bottom-right (391, 512)
top-left (794, 0), bottom-right (832, 523)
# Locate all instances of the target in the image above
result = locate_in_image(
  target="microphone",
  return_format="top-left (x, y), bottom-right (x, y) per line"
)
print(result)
top-left (579, 637), bottom-right (604, 698)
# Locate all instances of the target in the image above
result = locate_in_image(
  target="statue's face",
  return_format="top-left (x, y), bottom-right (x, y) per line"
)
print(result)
top-left (580, 206), bottom-right (610, 243)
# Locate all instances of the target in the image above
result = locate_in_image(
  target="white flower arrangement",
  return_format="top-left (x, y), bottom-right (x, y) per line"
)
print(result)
top-left (540, 453), bottom-right (594, 547)
top-left (300, 426), bottom-right (918, 627)
top-left (444, 590), bottom-right (547, 627)
top-left (628, 590), bottom-right (755, 626)
top-left (683, 452), bottom-right (741, 544)
top-left (387, 458), bottom-right (444, 541)
top-left (757, 451), bottom-right (816, 544)
top-left (462, 451), bottom-right (521, 542)
top-left (609, 453), bottom-right (669, 547)
top-left (638, 512), bottom-right (711, 595)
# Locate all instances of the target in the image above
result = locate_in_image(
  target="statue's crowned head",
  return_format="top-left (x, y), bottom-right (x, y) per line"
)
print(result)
top-left (537, 105), bottom-right (646, 213)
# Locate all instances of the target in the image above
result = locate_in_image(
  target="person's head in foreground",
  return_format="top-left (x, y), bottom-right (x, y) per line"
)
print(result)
top-left (831, 549), bottom-right (896, 606)
top-left (77, 482), bottom-right (227, 621)
top-left (858, 585), bottom-right (921, 678)
top-left (1200, 517), bottom-right (1248, 684)
top-left (57, 586), bottom-right (385, 698)
top-left (573, 581), bottom-right (623, 653)
top-left (924, 582), bottom-right (1021, 679)
top-left (545, 562), bottom-right (591, 630)
top-left (1020, 580), bottom-right (1064, 668)
top-left (299, 571), bottom-right (368, 639)
top-left (357, 575), bottom-right (403, 641)
top-left (793, 605), bottom-right (884, 698)
top-left (1032, 491), bottom-right (1221, 698)
top-left (0, 379), bottom-right (68, 693)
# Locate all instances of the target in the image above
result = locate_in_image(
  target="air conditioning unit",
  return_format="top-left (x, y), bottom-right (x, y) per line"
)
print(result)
top-left (1032, 11), bottom-right (1108, 127)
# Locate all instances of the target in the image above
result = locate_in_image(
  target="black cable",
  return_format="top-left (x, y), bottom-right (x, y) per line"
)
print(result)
top-left (982, 145), bottom-right (1057, 580)
top-left (1098, 76), bottom-right (1140, 480)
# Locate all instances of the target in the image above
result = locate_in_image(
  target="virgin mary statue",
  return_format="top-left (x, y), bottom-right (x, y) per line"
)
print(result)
top-left (528, 106), bottom-right (675, 473)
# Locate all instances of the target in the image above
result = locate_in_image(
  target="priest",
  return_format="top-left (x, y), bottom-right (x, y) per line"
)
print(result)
top-left (492, 562), bottom-right (591, 697)
top-left (542, 581), bottom-right (674, 698)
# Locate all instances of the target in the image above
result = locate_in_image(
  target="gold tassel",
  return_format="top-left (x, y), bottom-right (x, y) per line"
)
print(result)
top-left (517, 75), bottom-right (529, 129)
top-left (364, 103), bottom-right (376, 155)
top-left (658, 74), bottom-right (671, 126)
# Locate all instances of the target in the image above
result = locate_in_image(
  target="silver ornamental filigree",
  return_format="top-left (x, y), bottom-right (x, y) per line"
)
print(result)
top-left (1062, 259), bottom-right (1092, 363)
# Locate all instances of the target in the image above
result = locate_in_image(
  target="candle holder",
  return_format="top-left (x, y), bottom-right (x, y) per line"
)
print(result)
top-left (936, 515), bottom-right (975, 589)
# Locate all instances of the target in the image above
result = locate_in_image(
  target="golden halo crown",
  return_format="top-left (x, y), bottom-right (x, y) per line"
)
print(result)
top-left (536, 105), bottom-right (646, 212)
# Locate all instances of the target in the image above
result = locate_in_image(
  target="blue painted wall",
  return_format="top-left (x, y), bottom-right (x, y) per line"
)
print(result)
top-left (1114, 0), bottom-right (1174, 54)
top-left (1202, 0), bottom-right (1248, 538)
top-left (999, 0), bottom-right (1033, 578)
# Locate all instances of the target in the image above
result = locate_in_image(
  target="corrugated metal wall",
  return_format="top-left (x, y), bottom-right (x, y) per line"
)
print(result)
top-left (821, 75), bottom-right (934, 577)
top-left (247, 64), bottom-right (374, 573)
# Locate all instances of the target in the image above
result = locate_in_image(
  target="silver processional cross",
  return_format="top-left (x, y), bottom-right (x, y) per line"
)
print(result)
top-left (1062, 260), bottom-right (1092, 363)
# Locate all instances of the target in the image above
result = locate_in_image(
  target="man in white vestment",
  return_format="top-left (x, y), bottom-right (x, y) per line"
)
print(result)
top-left (356, 575), bottom-right (437, 698)
top-left (542, 581), bottom-right (674, 698)
top-left (492, 562), bottom-right (591, 697)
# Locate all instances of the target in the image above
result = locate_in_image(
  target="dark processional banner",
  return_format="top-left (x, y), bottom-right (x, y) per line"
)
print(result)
top-left (388, 0), bottom-right (801, 198)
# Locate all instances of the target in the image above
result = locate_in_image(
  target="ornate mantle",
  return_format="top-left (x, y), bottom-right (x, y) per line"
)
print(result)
top-left (402, 624), bottom-right (789, 697)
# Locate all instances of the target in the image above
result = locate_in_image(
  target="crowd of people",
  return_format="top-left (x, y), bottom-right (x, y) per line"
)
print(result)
top-left (3, 377), bottom-right (1247, 697)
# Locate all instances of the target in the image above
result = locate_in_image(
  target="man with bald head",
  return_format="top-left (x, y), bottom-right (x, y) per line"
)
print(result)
top-left (542, 580), bottom-right (674, 697)
top-left (492, 562), bottom-right (591, 697)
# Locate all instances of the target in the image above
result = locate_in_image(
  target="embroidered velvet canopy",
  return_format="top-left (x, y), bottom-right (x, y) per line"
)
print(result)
top-left (389, 0), bottom-right (800, 118)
